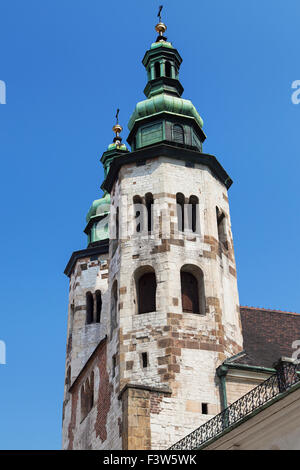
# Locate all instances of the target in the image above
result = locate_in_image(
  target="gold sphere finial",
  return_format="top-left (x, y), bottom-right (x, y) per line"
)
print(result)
top-left (155, 22), bottom-right (167, 35)
top-left (155, 5), bottom-right (167, 42)
top-left (112, 123), bottom-right (123, 135)
top-left (112, 108), bottom-right (123, 147)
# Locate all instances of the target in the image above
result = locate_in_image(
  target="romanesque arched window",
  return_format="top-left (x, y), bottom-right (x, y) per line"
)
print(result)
top-left (85, 378), bottom-right (91, 412)
top-left (188, 195), bottom-right (199, 233)
top-left (216, 207), bottom-right (227, 248)
top-left (154, 61), bottom-right (160, 78)
top-left (116, 206), bottom-right (119, 240)
top-left (67, 304), bottom-right (74, 353)
top-left (145, 193), bottom-right (154, 233)
top-left (176, 193), bottom-right (185, 232)
top-left (165, 61), bottom-right (171, 77)
top-left (173, 124), bottom-right (184, 144)
top-left (95, 290), bottom-right (102, 323)
top-left (180, 265), bottom-right (205, 315)
top-left (133, 195), bottom-right (143, 233)
top-left (89, 371), bottom-right (94, 410)
top-left (181, 272), bottom-right (199, 313)
top-left (86, 292), bottom-right (93, 324)
top-left (66, 365), bottom-right (71, 388)
top-left (70, 303), bottom-right (75, 327)
top-left (111, 280), bottom-right (118, 333)
top-left (81, 384), bottom-right (86, 421)
top-left (135, 268), bottom-right (157, 314)
top-left (80, 373), bottom-right (94, 421)
top-left (112, 354), bottom-right (117, 378)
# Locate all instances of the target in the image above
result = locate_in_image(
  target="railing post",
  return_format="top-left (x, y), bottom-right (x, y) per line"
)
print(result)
top-left (216, 365), bottom-right (229, 429)
top-left (273, 357), bottom-right (297, 393)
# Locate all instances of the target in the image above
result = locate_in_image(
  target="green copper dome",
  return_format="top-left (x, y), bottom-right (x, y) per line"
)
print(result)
top-left (128, 94), bottom-right (204, 132)
top-left (126, 29), bottom-right (206, 152)
top-left (86, 192), bottom-right (111, 223)
top-left (85, 192), bottom-right (110, 245)
top-left (84, 118), bottom-right (130, 246)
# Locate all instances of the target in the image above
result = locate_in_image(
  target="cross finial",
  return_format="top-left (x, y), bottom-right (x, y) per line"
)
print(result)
top-left (158, 5), bottom-right (163, 22)
top-left (155, 5), bottom-right (167, 42)
top-left (115, 108), bottom-right (120, 125)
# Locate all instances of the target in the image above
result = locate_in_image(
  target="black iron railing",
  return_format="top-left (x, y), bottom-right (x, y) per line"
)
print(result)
top-left (169, 360), bottom-right (300, 450)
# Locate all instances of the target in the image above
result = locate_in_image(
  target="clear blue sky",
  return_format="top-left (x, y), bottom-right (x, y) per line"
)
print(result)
top-left (0, 0), bottom-right (299, 450)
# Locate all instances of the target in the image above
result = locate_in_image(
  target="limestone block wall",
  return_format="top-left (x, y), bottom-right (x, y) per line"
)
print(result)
top-left (62, 151), bottom-right (245, 450)
top-left (225, 369), bottom-right (271, 406)
top-left (63, 251), bottom-right (123, 450)
top-left (64, 253), bottom-right (109, 380)
top-left (108, 154), bottom-right (244, 449)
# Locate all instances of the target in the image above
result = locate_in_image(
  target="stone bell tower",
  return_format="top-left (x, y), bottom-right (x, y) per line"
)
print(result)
top-left (62, 12), bottom-right (243, 450)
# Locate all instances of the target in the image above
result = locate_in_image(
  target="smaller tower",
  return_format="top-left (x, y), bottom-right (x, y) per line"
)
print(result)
top-left (85, 115), bottom-right (128, 246)
top-left (62, 119), bottom-right (129, 450)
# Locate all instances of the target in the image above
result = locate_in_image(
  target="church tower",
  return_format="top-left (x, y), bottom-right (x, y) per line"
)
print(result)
top-left (62, 13), bottom-right (243, 450)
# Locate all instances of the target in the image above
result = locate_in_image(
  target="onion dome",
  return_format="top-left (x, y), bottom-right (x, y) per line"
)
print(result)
top-left (127, 9), bottom-right (206, 152)
top-left (84, 113), bottom-right (129, 246)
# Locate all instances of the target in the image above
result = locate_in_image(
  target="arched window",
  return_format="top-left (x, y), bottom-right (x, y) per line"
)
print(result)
top-left (85, 379), bottom-right (91, 411)
top-left (176, 193), bottom-right (185, 232)
top-left (86, 292), bottom-right (93, 324)
top-left (116, 207), bottom-right (119, 240)
top-left (135, 268), bottom-right (157, 314)
top-left (173, 124), bottom-right (184, 144)
top-left (154, 61), bottom-right (160, 78)
top-left (81, 374), bottom-right (94, 421)
top-left (133, 196), bottom-right (143, 233)
top-left (111, 281), bottom-right (118, 333)
top-left (81, 384), bottom-right (86, 421)
top-left (89, 371), bottom-right (94, 410)
top-left (66, 365), bottom-right (71, 388)
top-left (145, 193), bottom-right (154, 233)
top-left (95, 290), bottom-right (102, 323)
top-left (112, 354), bottom-right (117, 378)
top-left (216, 207), bottom-right (227, 248)
top-left (70, 303), bottom-right (74, 326)
top-left (188, 195), bottom-right (199, 233)
top-left (165, 61), bottom-right (171, 77)
top-left (67, 304), bottom-right (74, 353)
top-left (180, 265), bottom-right (205, 315)
top-left (181, 272), bottom-right (199, 313)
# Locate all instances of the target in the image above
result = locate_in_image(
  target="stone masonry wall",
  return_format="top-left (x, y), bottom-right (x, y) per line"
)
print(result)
top-left (108, 155), bottom-right (244, 449)
top-left (62, 251), bottom-right (123, 450)
top-left (225, 369), bottom-right (271, 407)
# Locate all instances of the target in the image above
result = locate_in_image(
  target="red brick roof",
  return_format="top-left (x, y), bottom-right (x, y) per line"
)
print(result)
top-left (236, 306), bottom-right (300, 368)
